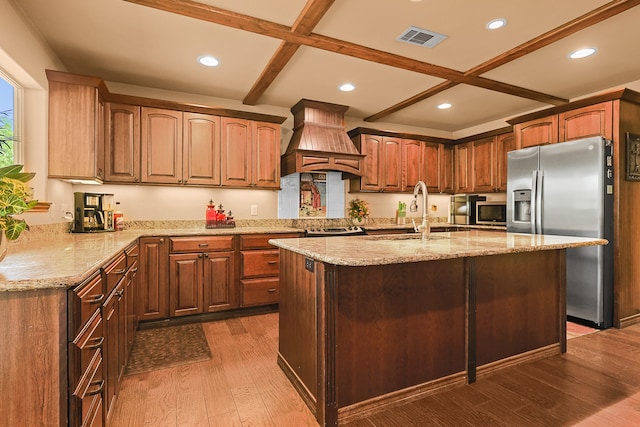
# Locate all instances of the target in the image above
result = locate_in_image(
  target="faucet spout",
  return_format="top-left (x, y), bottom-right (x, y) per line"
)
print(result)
top-left (412, 181), bottom-right (430, 241)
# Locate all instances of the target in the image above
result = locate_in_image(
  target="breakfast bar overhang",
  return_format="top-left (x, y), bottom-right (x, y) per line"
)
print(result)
top-left (269, 231), bottom-right (607, 426)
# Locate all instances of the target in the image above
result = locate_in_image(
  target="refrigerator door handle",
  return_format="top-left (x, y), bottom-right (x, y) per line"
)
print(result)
top-left (536, 170), bottom-right (544, 234)
top-left (530, 170), bottom-right (538, 234)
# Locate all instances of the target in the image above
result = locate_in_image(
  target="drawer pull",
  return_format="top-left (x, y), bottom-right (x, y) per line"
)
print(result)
top-left (267, 288), bottom-right (277, 293)
top-left (116, 289), bottom-right (124, 297)
top-left (131, 267), bottom-right (138, 273)
top-left (86, 379), bottom-right (104, 396)
top-left (198, 243), bottom-right (209, 247)
top-left (127, 253), bottom-right (139, 258)
top-left (86, 337), bottom-right (104, 350)
top-left (88, 294), bottom-right (104, 305)
top-left (112, 268), bottom-right (126, 275)
top-left (267, 261), bottom-right (278, 265)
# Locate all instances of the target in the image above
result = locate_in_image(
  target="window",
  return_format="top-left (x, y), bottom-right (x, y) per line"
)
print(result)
top-left (0, 73), bottom-right (20, 166)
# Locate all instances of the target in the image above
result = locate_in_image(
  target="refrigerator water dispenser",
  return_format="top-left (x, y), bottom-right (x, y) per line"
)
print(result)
top-left (513, 190), bottom-right (531, 222)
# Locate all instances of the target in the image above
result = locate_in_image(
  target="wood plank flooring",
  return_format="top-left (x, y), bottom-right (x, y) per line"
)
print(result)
top-left (109, 314), bottom-right (640, 426)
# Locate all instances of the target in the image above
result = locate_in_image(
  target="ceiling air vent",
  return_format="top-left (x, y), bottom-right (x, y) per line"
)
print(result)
top-left (396, 26), bottom-right (447, 48)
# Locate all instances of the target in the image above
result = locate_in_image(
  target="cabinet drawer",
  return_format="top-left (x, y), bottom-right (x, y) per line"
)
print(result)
top-left (241, 250), bottom-right (279, 278)
top-left (69, 272), bottom-right (104, 337)
top-left (103, 252), bottom-right (126, 295)
top-left (69, 310), bottom-right (103, 390)
top-left (241, 277), bottom-right (279, 307)
top-left (239, 233), bottom-right (300, 250)
top-left (170, 235), bottom-right (234, 253)
top-left (125, 243), bottom-right (139, 269)
top-left (70, 350), bottom-right (104, 427)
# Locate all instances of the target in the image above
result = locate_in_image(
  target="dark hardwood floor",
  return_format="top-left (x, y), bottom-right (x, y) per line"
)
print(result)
top-left (109, 313), bottom-right (640, 426)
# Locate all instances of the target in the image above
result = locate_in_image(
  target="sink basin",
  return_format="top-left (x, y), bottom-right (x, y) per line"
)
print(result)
top-left (365, 234), bottom-right (450, 241)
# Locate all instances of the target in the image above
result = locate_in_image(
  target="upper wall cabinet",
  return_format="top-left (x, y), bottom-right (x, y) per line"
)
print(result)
top-left (105, 102), bottom-right (140, 183)
top-left (221, 118), bottom-right (280, 188)
top-left (495, 132), bottom-right (517, 192)
top-left (454, 132), bottom-right (515, 193)
top-left (46, 70), bottom-right (285, 189)
top-left (514, 116), bottom-right (558, 148)
top-left (454, 142), bottom-right (472, 194)
top-left (47, 71), bottom-right (105, 182)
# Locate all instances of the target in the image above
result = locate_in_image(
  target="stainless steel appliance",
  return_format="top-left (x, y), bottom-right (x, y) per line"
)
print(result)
top-left (305, 226), bottom-right (366, 237)
top-left (73, 192), bottom-right (115, 233)
top-left (507, 136), bottom-right (614, 328)
top-left (450, 195), bottom-right (486, 225)
top-left (476, 201), bottom-right (506, 225)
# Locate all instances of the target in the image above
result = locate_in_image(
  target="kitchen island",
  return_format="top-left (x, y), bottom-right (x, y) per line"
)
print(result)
top-left (269, 230), bottom-right (607, 426)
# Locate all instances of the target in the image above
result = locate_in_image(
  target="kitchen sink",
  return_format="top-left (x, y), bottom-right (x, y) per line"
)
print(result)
top-left (365, 234), bottom-right (450, 241)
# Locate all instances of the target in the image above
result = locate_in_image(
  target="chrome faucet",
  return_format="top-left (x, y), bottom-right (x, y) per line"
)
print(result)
top-left (411, 180), bottom-right (430, 241)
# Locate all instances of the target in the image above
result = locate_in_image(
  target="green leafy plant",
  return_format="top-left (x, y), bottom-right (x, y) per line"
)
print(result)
top-left (0, 164), bottom-right (37, 240)
top-left (0, 110), bottom-right (37, 240)
top-left (348, 198), bottom-right (370, 219)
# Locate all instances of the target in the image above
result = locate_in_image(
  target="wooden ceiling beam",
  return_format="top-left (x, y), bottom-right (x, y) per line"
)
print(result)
top-left (367, 0), bottom-right (640, 122)
top-left (243, 0), bottom-right (335, 105)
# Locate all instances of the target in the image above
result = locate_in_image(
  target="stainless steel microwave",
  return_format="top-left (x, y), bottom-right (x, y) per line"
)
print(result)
top-left (476, 201), bottom-right (507, 225)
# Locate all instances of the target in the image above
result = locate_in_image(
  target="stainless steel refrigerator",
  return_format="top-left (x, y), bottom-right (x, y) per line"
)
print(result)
top-left (506, 136), bottom-right (614, 328)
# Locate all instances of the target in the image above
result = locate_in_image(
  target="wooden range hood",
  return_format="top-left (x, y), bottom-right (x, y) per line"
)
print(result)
top-left (281, 99), bottom-right (364, 177)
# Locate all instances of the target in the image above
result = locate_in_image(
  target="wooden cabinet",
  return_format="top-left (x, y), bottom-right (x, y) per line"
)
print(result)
top-left (514, 115), bottom-right (558, 148)
top-left (47, 73), bottom-right (105, 181)
top-left (137, 237), bottom-right (169, 321)
top-left (471, 137), bottom-right (496, 193)
top-left (454, 142), bottom-right (472, 193)
top-left (141, 107), bottom-right (183, 184)
top-left (169, 236), bottom-right (236, 317)
top-left (440, 144), bottom-right (454, 194)
top-left (401, 139), bottom-right (424, 192)
top-left (183, 112), bottom-right (221, 185)
top-left (105, 103), bottom-right (140, 183)
top-left (124, 243), bottom-right (139, 359)
top-left (559, 101), bottom-right (613, 141)
top-left (68, 272), bottom-right (105, 427)
top-left (495, 132), bottom-right (517, 192)
top-left (350, 134), bottom-right (402, 192)
top-left (221, 118), bottom-right (280, 188)
top-left (239, 233), bottom-right (300, 307)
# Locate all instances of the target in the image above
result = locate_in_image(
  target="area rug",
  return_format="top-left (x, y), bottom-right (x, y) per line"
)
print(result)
top-left (125, 323), bottom-right (212, 375)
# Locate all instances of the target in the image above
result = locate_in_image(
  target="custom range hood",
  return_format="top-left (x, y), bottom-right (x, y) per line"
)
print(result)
top-left (281, 99), bottom-right (364, 177)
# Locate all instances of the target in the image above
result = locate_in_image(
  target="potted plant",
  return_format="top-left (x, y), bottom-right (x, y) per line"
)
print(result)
top-left (0, 110), bottom-right (37, 259)
top-left (348, 198), bottom-right (370, 225)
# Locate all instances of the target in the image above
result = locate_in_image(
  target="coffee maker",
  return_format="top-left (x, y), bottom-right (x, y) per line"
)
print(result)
top-left (73, 192), bottom-right (115, 233)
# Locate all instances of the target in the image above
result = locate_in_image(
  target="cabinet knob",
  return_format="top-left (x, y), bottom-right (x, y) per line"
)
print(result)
top-left (267, 288), bottom-right (277, 293)
top-left (159, 238), bottom-right (165, 243)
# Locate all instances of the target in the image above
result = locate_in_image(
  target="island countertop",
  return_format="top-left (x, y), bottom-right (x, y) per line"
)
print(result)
top-left (269, 230), bottom-right (608, 266)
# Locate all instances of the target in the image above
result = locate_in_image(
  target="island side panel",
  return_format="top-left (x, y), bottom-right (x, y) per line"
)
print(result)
top-left (474, 250), bottom-right (565, 369)
top-left (332, 259), bottom-right (467, 408)
top-left (277, 249), bottom-right (318, 410)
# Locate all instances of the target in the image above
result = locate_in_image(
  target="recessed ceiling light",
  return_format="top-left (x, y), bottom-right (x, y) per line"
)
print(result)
top-left (569, 48), bottom-right (596, 59)
top-left (197, 55), bottom-right (219, 67)
top-left (339, 83), bottom-right (355, 92)
top-left (487, 19), bottom-right (507, 30)
top-left (437, 103), bottom-right (452, 110)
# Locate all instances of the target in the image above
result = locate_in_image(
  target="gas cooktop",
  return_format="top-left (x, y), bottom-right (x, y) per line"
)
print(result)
top-left (304, 226), bottom-right (366, 237)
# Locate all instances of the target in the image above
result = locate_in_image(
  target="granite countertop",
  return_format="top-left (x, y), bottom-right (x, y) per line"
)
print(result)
top-left (364, 223), bottom-right (507, 231)
top-left (0, 226), bottom-right (301, 292)
top-left (269, 230), bottom-right (607, 266)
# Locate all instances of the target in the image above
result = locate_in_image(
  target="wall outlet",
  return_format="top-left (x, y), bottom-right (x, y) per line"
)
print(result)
top-left (250, 204), bottom-right (258, 216)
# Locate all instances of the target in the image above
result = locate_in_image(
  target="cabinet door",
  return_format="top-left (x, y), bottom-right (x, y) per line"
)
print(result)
top-left (103, 282), bottom-right (123, 420)
top-left (424, 142), bottom-right (441, 193)
top-left (48, 81), bottom-right (103, 180)
top-left (559, 101), bottom-right (613, 141)
top-left (496, 132), bottom-right (517, 192)
top-left (141, 107), bottom-right (183, 184)
top-left (514, 115), bottom-right (558, 148)
top-left (203, 251), bottom-right (235, 312)
top-left (105, 103), bottom-right (140, 183)
top-left (454, 142), bottom-right (472, 193)
top-left (183, 112), bottom-right (220, 186)
top-left (137, 237), bottom-right (169, 321)
top-left (383, 137), bottom-right (402, 192)
top-left (358, 134), bottom-right (383, 191)
top-left (221, 117), bottom-right (252, 187)
top-left (170, 253), bottom-right (203, 317)
top-left (471, 137), bottom-right (496, 193)
top-left (440, 145), bottom-right (454, 194)
top-left (252, 121), bottom-right (280, 188)
top-left (402, 139), bottom-right (423, 192)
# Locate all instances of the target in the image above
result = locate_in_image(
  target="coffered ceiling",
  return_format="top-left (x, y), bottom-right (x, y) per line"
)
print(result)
top-left (12, 0), bottom-right (640, 134)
